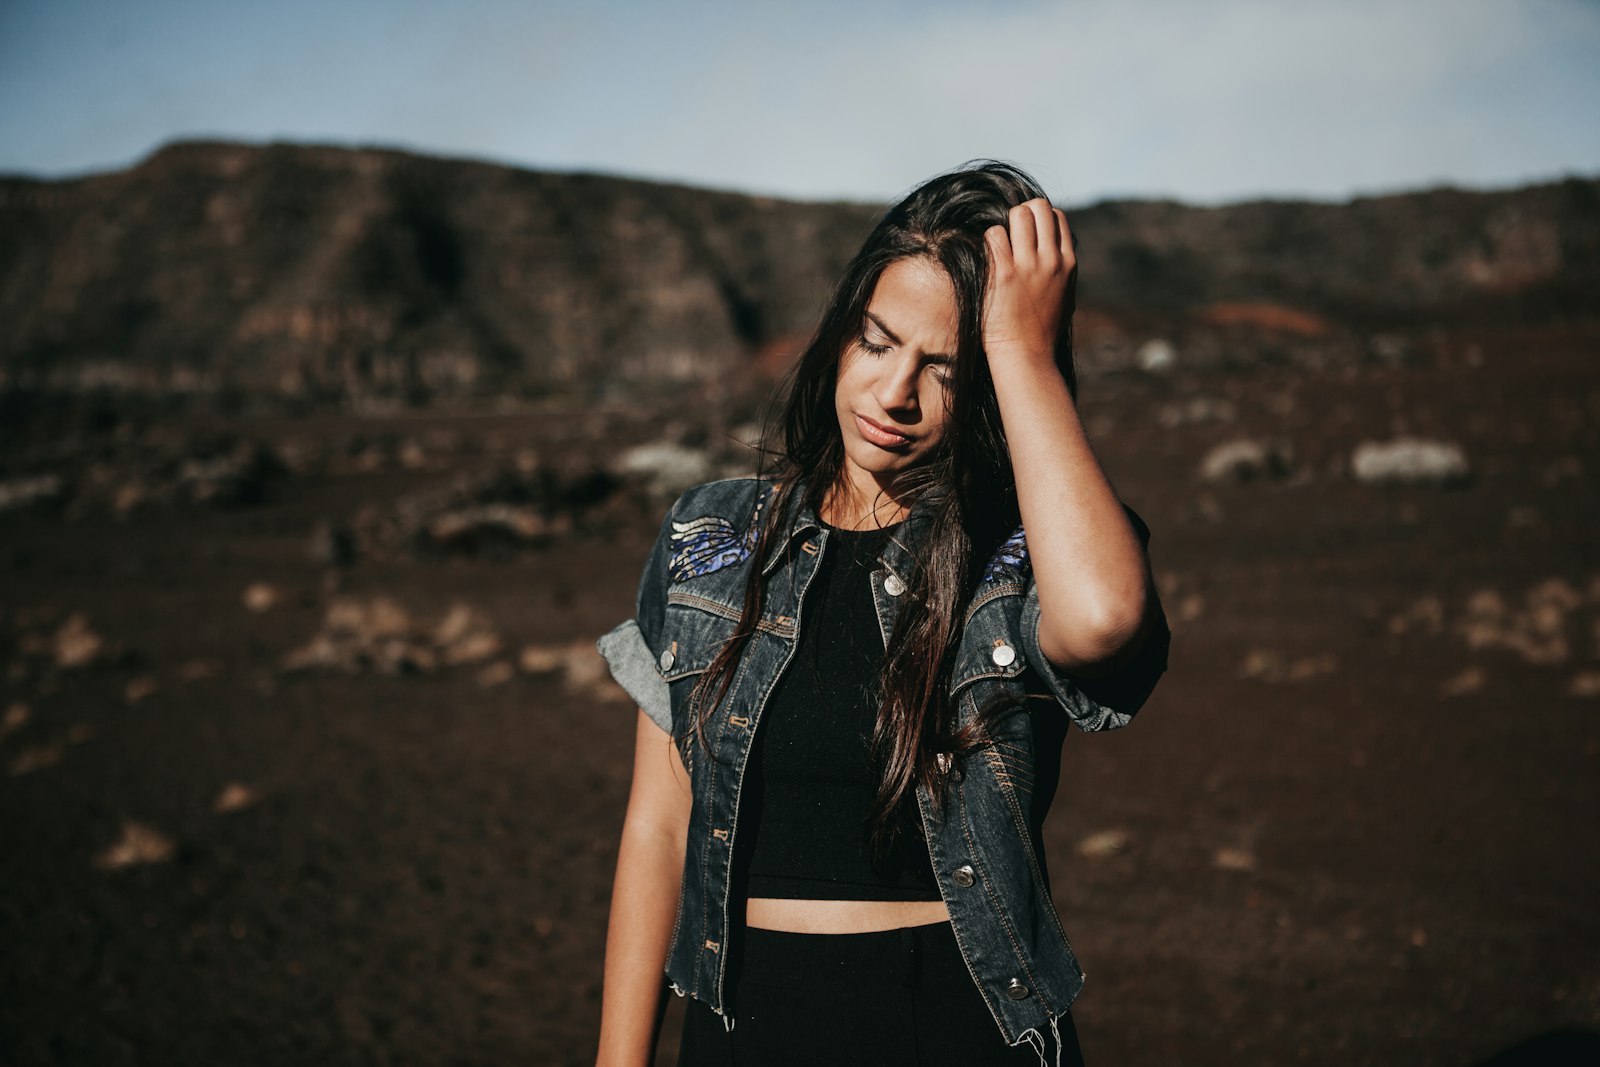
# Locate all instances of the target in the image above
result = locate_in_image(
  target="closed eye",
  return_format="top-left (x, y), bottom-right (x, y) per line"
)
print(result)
top-left (857, 333), bottom-right (954, 384)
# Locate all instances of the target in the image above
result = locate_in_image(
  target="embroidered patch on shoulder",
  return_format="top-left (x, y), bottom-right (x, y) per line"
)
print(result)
top-left (982, 525), bottom-right (1030, 582)
top-left (667, 484), bottom-right (774, 582)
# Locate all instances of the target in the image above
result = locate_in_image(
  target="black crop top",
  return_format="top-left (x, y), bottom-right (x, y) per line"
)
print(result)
top-left (734, 519), bottom-right (943, 902)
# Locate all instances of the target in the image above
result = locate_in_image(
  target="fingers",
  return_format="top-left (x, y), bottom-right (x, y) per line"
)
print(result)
top-left (1053, 207), bottom-right (1077, 266)
top-left (1029, 200), bottom-right (1057, 259)
top-left (984, 223), bottom-right (1012, 277)
top-left (1008, 202), bottom-right (1039, 265)
top-left (1009, 197), bottom-right (1077, 269)
top-left (993, 200), bottom-right (1076, 273)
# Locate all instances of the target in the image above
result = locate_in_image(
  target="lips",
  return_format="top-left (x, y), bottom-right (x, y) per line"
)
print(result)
top-left (855, 413), bottom-right (913, 448)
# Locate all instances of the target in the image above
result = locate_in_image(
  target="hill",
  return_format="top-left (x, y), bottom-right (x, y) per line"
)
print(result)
top-left (1, 140), bottom-right (1595, 403)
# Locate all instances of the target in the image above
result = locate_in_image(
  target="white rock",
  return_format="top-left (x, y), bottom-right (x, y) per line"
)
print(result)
top-left (0, 474), bottom-right (66, 514)
top-left (53, 613), bottom-right (104, 669)
top-left (1350, 437), bottom-right (1470, 487)
top-left (1199, 439), bottom-right (1294, 483)
top-left (94, 820), bottom-right (176, 869)
top-left (1136, 338), bottom-right (1178, 373)
top-left (616, 442), bottom-right (716, 498)
top-left (1213, 847), bottom-right (1256, 871)
top-left (214, 782), bottom-right (258, 813)
top-left (1076, 829), bottom-right (1129, 858)
top-left (242, 582), bottom-right (281, 613)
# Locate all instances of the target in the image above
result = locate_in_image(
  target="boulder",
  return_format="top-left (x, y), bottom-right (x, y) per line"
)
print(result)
top-left (1350, 437), bottom-right (1471, 487)
top-left (1199, 438), bottom-right (1296, 483)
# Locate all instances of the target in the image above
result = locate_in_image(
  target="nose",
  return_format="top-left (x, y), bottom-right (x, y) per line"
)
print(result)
top-left (875, 353), bottom-right (921, 416)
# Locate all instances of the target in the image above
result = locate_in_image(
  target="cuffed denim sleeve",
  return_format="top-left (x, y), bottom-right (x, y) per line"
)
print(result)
top-left (1019, 504), bottom-right (1171, 732)
top-left (596, 503), bottom-right (677, 735)
top-left (597, 619), bottom-right (672, 733)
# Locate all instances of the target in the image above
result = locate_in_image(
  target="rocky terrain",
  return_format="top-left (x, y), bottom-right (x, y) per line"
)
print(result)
top-left (0, 146), bottom-right (1598, 1066)
top-left (2, 140), bottom-right (1597, 404)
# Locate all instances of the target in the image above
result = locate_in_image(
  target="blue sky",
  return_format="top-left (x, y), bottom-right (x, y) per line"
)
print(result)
top-left (2, 0), bottom-right (1598, 205)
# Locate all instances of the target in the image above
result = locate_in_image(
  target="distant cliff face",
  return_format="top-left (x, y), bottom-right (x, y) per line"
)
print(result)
top-left (0, 140), bottom-right (1594, 402)
top-left (0, 142), bottom-right (881, 401)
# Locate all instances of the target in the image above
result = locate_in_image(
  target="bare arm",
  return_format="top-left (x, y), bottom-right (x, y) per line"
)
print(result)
top-left (595, 710), bottom-right (692, 1067)
top-left (982, 198), bottom-right (1161, 674)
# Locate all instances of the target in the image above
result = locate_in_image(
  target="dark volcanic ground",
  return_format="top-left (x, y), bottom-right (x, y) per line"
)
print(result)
top-left (2, 327), bottom-right (1598, 1066)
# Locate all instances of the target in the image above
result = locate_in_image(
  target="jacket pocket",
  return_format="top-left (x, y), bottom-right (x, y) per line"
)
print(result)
top-left (949, 585), bottom-right (1030, 698)
top-left (658, 590), bottom-right (795, 678)
top-left (655, 599), bottom-right (733, 682)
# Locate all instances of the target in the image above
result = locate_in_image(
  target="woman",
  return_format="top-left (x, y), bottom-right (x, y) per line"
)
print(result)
top-left (595, 161), bottom-right (1170, 1066)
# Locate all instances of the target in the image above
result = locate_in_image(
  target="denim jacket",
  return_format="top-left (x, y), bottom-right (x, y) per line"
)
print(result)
top-left (597, 475), bottom-right (1170, 1062)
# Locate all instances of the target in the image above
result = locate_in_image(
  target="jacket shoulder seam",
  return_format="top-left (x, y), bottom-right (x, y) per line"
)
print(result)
top-left (668, 476), bottom-right (771, 523)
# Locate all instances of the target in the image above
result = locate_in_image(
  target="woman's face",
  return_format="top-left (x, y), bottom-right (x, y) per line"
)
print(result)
top-left (833, 256), bottom-right (961, 496)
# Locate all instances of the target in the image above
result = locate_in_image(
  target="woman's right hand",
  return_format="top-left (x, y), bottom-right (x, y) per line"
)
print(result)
top-left (980, 196), bottom-right (1077, 371)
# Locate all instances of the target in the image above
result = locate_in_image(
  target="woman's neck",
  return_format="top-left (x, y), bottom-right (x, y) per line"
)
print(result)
top-left (820, 477), bottom-right (913, 531)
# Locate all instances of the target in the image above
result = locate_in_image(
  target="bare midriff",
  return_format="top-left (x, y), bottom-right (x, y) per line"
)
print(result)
top-left (745, 897), bottom-right (950, 933)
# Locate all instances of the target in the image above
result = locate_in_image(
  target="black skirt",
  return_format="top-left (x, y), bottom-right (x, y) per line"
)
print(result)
top-left (678, 921), bottom-right (1084, 1067)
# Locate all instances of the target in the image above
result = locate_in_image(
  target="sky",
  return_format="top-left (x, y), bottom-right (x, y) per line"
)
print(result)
top-left (2, 0), bottom-right (1598, 206)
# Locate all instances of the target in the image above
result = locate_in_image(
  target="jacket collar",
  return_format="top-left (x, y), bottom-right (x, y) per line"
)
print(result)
top-left (760, 473), bottom-right (937, 582)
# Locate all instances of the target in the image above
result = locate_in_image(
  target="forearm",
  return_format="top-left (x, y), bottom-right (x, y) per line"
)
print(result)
top-left (978, 200), bottom-right (1159, 671)
top-left (595, 820), bottom-right (687, 1067)
top-left (989, 353), bottom-right (1154, 669)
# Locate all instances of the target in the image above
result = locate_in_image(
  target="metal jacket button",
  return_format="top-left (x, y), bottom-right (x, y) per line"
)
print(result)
top-left (883, 573), bottom-right (906, 597)
top-left (952, 864), bottom-right (975, 887)
top-left (990, 641), bottom-right (1016, 667)
top-left (659, 647), bottom-right (676, 671)
top-left (935, 752), bottom-right (952, 774)
top-left (1006, 978), bottom-right (1030, 1000)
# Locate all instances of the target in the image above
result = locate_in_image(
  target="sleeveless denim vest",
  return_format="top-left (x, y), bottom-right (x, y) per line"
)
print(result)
top-left (598, 476), bottom-right (1170, 1064)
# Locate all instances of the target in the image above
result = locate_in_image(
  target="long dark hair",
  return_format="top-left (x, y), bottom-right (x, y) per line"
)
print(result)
top-left (688, 160), bottom-right (1078, 855)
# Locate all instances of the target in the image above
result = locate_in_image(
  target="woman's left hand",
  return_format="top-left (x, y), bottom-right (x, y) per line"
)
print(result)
top-left (981, 197), bottom-right (1077, 367)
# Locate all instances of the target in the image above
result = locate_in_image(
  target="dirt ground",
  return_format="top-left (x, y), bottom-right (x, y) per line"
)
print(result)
top-left (2, 327), bottom-right (1598, 1066)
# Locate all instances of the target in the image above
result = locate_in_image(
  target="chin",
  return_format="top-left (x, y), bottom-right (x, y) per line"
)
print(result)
top-left (844, 439), bottom-right (919, 478)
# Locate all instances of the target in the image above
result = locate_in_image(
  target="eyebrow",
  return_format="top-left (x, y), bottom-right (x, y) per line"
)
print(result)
top-left (864, 311), bottom-right (955, 363)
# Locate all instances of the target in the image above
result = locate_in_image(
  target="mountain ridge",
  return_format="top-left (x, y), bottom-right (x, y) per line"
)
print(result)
top-left (3, 139), bottom-right (1595, 403)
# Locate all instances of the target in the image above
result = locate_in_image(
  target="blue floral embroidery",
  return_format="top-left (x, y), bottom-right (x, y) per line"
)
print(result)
top-left (667, 484), bottom-right (774, 582)
top-left (982, 525), bottom-right (1029, 582)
